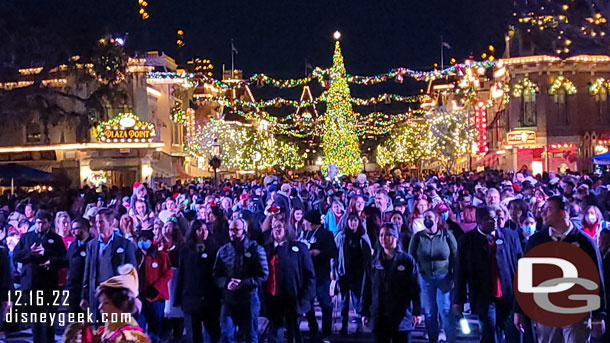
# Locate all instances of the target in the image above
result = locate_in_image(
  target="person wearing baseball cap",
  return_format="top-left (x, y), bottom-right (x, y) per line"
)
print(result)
top-left (301, 210), bottom-right (337, 342)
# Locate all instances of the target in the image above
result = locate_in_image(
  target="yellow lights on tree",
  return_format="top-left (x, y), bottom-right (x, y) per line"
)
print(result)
top-left (321, 36), bottom-right (362, 176)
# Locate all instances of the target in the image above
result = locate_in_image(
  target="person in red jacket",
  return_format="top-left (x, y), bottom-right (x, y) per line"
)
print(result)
top-left (136, 230), bottom-right (172, 343)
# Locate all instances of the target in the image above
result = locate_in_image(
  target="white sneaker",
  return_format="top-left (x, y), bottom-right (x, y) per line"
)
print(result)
top-left (439, 331), bottom-right (447, 342)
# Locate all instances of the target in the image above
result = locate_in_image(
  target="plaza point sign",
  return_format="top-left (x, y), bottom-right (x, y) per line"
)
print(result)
top-left (95, 113), bottom-right (156, 143)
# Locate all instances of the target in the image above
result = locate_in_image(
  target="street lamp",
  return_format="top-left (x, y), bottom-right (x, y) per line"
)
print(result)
top-left (209, 139), bottom-right (222, 187)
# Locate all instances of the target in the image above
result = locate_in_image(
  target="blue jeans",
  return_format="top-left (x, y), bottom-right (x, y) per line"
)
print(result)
top-left (138, 300), bottom-right (165, 343)
top-left (220, 292), bottom-right (259, 343)
top-left (339, 278), bottom-right (362, 327)
top-left (420, 274), bottom-right (456, 343)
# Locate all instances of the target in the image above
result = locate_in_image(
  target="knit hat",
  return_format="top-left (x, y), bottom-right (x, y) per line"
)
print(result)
top-left (304, 210), bottom-right (322, 226)
top-left (133, 182), bottom-right (142, 189)
top-left (98, 264), bottom-right (139, 297)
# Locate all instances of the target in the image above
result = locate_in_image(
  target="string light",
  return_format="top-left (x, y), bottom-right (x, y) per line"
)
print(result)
top-left (549, 75), bottom-right (577, 95)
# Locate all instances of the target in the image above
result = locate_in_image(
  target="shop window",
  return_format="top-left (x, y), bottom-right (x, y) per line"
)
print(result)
top-left (521, 91), bottom-right (536, 126)
top-left (26, 123), bottom-right (42, 143)
top-left (555, 89), bottom-right (569, 125)
top-left (597, 89), bottom-right (610, 124)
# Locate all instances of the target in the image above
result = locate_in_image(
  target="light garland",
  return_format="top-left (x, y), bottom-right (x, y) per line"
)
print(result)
top-left (549, 75), bottom-right (577, 95)
top-left (589, 78), bottom-right (610, 95)
top-left (512, 78), bottom-right (540, 97)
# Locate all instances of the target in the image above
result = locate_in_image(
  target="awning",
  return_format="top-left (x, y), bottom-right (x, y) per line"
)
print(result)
top-left (593, 152), bottom-right (610, 165)
top-left (0, 163), bottom-right (54, 186)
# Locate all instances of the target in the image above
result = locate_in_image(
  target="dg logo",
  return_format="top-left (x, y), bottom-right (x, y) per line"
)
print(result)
top-left (514, 241), bottom-right (601, 327)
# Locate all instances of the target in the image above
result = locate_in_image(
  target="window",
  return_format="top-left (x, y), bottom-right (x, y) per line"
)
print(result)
top-left (521, 90), bottom-right (536, 126)
top-left (26, 123), bottom-right (42, 143)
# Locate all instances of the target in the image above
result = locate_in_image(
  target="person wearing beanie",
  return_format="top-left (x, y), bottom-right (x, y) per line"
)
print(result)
top-left (300, 210), bottom-right (337, 342)
top-left (135, 230), bottom-right (172, 343)
top-left (361, 223), bottom-right (422, 343)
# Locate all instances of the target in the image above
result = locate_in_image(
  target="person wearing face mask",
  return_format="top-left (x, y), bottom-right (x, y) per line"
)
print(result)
top-left (361, 223), bottom-right (422, 343)
top-left (583, 205), bottom-right (609, 243)
top-left (454, 206), bottom-right (523, 343)
top-left (333, 212), bottom-right (373, 335)
top-left (136, 230), bottom-right (173, 343)
top-left (408, 209), bottom-right (457, 343)
top-left (434, 203), bottom-right (464, 243)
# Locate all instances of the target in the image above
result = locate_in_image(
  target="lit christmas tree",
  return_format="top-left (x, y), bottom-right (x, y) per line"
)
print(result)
top-left (376, 120), bottom-right (432, 169)
top-left (321, 32), bottom-right (363, 176)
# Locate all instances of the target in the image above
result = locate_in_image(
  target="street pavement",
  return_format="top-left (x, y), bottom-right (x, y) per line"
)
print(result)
top-left (2, 305), bottom-right (483, 343)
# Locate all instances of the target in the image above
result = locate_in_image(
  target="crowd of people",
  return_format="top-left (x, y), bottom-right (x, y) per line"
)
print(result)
top-left (0, 169), bottom-right (609, 343)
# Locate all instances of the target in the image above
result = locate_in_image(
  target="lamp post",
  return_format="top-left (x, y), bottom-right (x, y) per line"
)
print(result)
top-left (210, 139), bottom-right (222, 188)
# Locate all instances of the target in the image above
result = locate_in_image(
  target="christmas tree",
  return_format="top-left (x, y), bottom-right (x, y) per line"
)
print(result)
top-left (512, 0), bottom-right (610, 56)
top-left (321, 33), bottom-right (362, 176)
top-left (376, 120), bottom-right (432, 169)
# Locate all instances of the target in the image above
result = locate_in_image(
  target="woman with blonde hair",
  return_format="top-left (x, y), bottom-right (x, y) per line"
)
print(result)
top-left (55, 211), bottom-right (73, 247)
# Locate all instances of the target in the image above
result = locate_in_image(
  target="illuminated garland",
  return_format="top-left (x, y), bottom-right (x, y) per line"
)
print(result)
top-left (148, 60), bottom-right (498, 90)
top-left (549, 75), bottom-right (577, 95)
top-left (249, 73), bottom-right (314, 88)
top-left (512, 78), bottom-right (540, 97)
top-left (589, 78), bottom-right (610, 95)
top-left (321, 41), bottom-right (362, 176)
top-left (171, 106), bottom-right (188, 125)
top-left (198, 93), bottom-right (427, 110)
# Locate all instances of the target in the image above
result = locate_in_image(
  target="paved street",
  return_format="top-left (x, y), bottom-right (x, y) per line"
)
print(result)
top-left (2, 304), bottom-right (482, 343)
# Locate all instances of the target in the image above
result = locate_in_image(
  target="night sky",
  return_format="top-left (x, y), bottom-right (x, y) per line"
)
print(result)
top-left (4, 0), bottom-right (514, 79)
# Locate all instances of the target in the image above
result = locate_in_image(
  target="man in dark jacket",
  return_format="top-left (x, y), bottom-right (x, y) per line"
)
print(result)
top-left (13, 210), bottom-right (67, 343)
top-left (80, 208), bottom-right (136, 323)
top-left (65, 218), bottom-right (93, 314)
top-left (514, 196), bottom-right (606, 342)
top-left (301, 210), bottom-right (338, 341)
top-left (454, 206), bottom-right (523, 343)
top-left (214, 218), bottom-right (268, 343)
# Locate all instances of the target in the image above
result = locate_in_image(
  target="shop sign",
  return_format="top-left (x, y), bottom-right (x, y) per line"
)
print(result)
top-left (95, 113), bottom-right (156, 143)
top-left (507, 130), bottom-right (536, 145)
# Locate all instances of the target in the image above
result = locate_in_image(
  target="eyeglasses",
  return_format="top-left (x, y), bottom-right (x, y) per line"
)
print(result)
top-left (271, 225), bottom-right (284, 230)
top-left (229, 227), bottom-right (244, 232)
